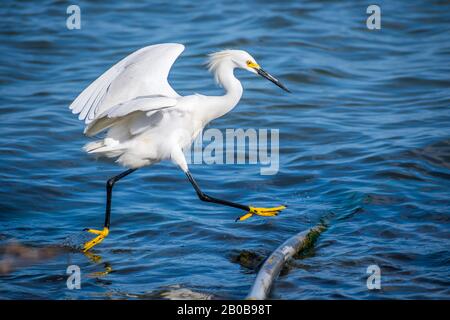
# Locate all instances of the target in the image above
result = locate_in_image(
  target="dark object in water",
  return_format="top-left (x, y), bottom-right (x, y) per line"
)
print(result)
top-left (246, 223), bottom-right (327, 300)
top-left (0, 242), bottom-right (62, 275)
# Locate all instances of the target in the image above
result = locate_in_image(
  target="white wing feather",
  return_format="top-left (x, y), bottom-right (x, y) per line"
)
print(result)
top-left (69, 43), bottom-right (185, 124)
top-left (100, 95), bottom-right (177, 118)
top-left (84, 95), bottom-right (178, 136)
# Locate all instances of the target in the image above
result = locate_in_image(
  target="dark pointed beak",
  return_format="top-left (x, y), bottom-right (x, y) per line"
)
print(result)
top-left (257, 68), bottom-right (291, 93)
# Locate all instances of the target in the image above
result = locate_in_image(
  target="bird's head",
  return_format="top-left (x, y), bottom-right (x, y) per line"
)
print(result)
top-left (208, 49), bottom-right (290, 93)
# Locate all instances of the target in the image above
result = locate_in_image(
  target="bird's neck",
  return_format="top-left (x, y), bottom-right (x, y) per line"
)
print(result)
top-left (202, 63), bottom-right (243, 124)
top-left (216, 63), bottom-right (243, 98)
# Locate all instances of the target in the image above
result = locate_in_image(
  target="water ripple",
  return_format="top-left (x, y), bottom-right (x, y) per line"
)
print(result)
top-left (0, 0), bottom-right (449, 299)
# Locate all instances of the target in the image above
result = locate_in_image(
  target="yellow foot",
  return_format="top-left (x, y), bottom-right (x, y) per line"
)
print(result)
top-left (82, 227), bottom-right (109, 252)
top-left (236, 205), bottom-right (287, 222)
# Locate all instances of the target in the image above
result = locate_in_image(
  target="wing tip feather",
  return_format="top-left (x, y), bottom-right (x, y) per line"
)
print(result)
top-left (69, 42), bottom-right (185, 125)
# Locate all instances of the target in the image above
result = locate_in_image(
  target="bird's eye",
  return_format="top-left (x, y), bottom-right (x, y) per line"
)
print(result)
top-left (247, 60), bottom-right (253, 66)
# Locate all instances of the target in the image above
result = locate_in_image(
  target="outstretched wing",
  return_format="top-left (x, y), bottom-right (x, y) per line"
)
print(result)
top-left (69, 43), bottom-right (185, 124)
top-left (84, 95), bottom-right (178, 137)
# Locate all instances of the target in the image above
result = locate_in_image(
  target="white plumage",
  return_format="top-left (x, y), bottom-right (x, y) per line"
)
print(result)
top-left (70, 43), bottom-right (287, 171)
top-left (69, 43), bottom-right (290, 251)
top-left (70, 43), bottom-right (184, 123)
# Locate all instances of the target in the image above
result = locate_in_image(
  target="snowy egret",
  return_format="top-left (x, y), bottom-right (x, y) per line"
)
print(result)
top-left (70, 43), bottom-right (289, 251)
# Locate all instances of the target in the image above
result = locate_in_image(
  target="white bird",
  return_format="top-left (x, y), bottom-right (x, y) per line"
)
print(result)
top-left (70, 43), bottom-right (290, 251)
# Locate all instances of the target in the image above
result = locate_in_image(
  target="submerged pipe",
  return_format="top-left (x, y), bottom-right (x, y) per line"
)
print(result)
top-left (246, 223), bottom-right (327, 300)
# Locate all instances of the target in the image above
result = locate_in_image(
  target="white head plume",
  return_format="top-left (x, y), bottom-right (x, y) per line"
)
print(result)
top-left (207, 49), bottom-right (258, 84)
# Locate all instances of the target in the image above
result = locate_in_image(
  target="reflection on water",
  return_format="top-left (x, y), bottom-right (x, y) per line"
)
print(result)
top-left (0, 0), bottom-right (449, 299)
top-left (0, 243), bottom-right (62, 275)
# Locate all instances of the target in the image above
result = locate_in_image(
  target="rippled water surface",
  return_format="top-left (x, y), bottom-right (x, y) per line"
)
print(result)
top-left (1, 0), bottom-right (449, 299)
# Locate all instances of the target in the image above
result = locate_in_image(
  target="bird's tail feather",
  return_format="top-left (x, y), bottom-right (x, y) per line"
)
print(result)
top-left (83, 138), bottom-right (125, 158)
top-left (83, 141), bottom-right (105, 153)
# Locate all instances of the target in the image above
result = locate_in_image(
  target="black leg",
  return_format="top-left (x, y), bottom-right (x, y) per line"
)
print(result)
top-left (185, 171), bottom-right (250, 211)
top-left (104, 168), bottom-right (137, 228)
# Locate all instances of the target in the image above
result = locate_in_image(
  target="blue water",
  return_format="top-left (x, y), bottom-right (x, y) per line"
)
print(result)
top-left (0, 0), bottom-right (449, 299)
